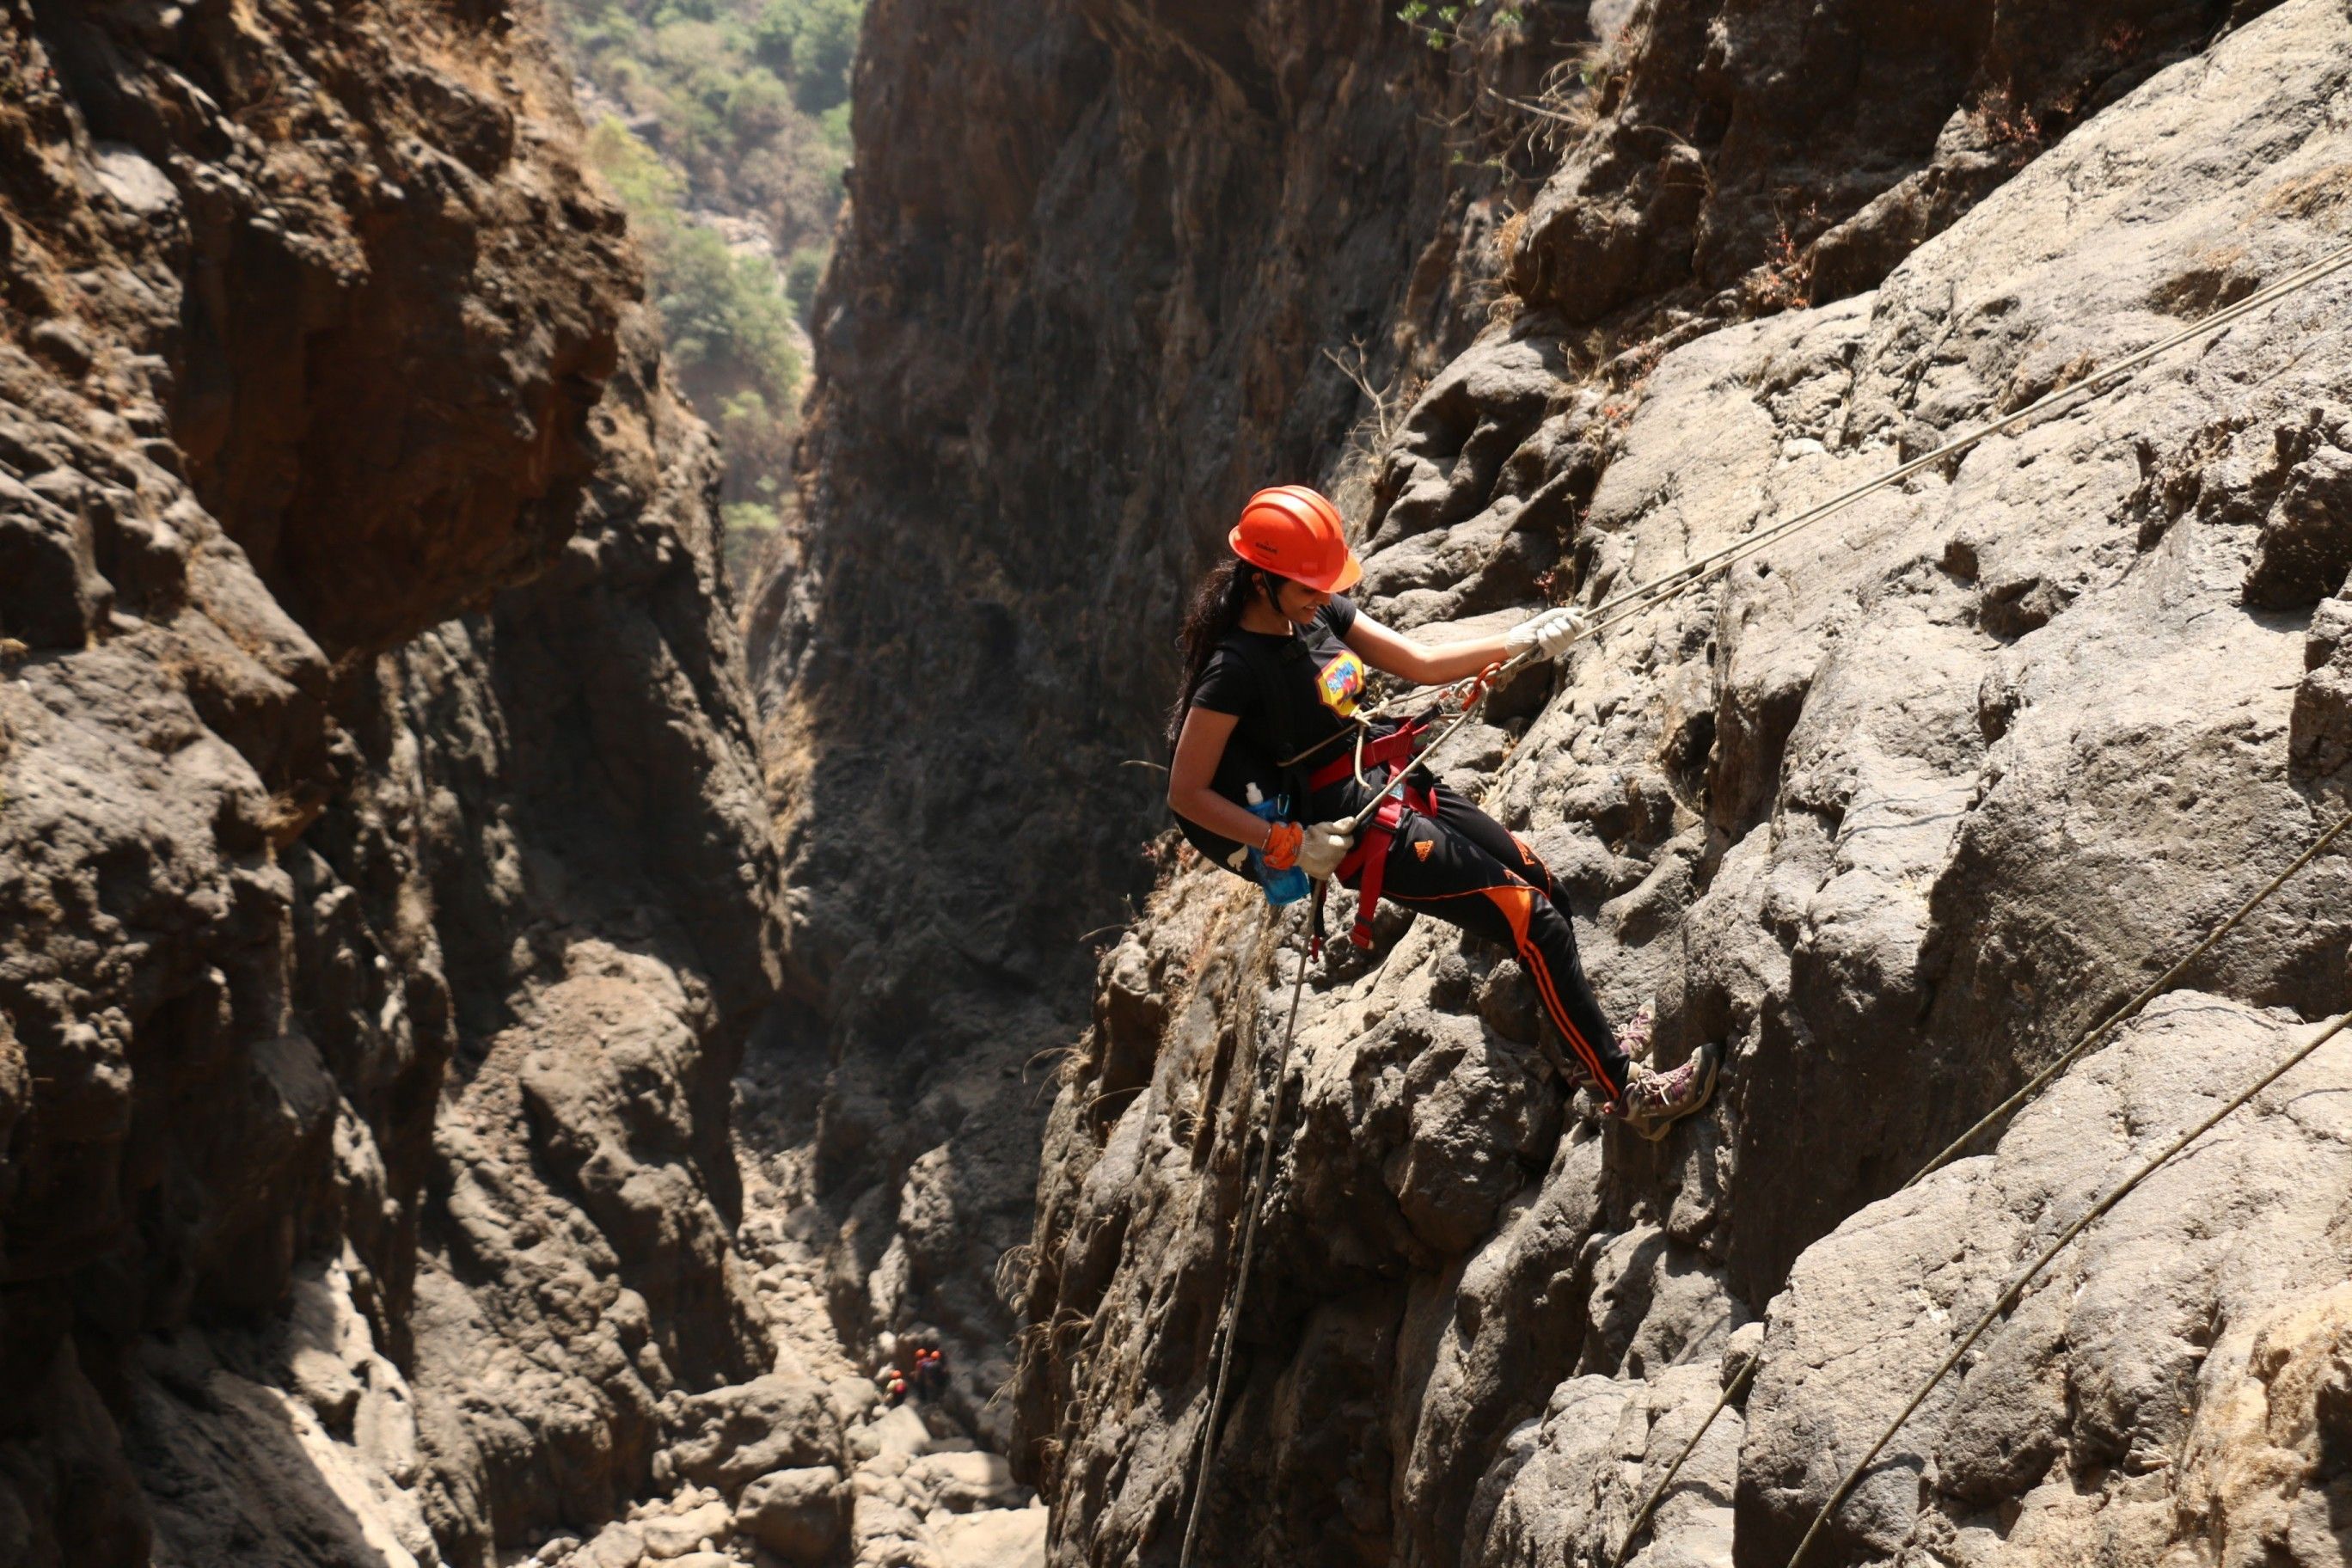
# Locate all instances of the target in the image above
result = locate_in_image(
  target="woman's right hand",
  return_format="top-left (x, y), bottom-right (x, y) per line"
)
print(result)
top-left (1299, 822), bottom-right (1354, 879)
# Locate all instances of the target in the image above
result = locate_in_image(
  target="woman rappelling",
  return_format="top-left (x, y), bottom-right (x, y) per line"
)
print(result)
top-left (1165, 484), bottom-right (1720, 1139)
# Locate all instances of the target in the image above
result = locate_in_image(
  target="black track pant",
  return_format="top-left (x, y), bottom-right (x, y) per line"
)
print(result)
top-left (1349, 786), bottom-right (1631, 1098)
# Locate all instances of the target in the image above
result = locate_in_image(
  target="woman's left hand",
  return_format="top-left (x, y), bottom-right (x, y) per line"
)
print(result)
top-left (1505, 606), bottom-right (1589, 661)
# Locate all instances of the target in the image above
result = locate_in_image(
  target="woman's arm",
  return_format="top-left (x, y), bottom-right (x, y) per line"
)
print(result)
top-left (1343, 614), bottom-right (1513, 687)
top-left (1168, 704), bottom-right (1283, 848)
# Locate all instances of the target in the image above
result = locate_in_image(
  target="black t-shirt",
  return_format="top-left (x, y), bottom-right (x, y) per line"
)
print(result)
top-left (1187, 596), bottom-right (1393, 828)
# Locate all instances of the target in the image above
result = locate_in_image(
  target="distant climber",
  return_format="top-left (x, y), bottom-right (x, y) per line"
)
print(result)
top-left (914, 1345), bottom-right (947, 1401)
top-left (1165, 485), bottom-right (1719, 1137)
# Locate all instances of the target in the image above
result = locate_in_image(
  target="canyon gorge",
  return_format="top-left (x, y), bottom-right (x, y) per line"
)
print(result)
top-left (3, 1), bottom-right (2349, 1566)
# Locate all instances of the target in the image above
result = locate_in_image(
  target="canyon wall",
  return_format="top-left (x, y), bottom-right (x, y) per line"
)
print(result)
top-left (741, 0), bottom-right (1528, 1403)
top-left (6, 0), bottom-right (2341, 1563)
top-left (757, 3), bottom-right (2340, 1555)
top-left (0, 1), bottom-right (788, 1561)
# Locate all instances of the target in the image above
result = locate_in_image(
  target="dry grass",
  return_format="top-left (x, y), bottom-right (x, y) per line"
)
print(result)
top-left (1324, 338), bottom-right (1418, 463)
top-left (1081, 1085), bottom-right (1145, 1125)
top-left (1482, 16), bottom-right (1645, 156)
top-left (1495, 206), bottom-right (1528, 260)
top-left (2259, 164), bottom-right (2352, 224)
top-left (1750, 199), bottom-right (1819, 314)
top-left (1963, 89), bottom-right (2045, 152)
top-left (1022, 1039), bottom-right (1079, 1084)
top-left (994, 1242), bottom-right (1037, 1309)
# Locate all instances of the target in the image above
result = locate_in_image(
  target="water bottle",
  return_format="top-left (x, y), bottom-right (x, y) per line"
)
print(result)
top-left (1243, 785), bottom-right (1310, 908)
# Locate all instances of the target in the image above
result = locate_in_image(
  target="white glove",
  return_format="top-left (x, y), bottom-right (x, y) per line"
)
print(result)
top-left (1298, 822), bottom-right (1355, 880)
top-left (1504, 606), bottom-right (1589, 661)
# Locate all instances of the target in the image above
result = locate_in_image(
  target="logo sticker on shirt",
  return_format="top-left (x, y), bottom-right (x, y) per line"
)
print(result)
top-left (1317, 650), bottom-right (1366, 717)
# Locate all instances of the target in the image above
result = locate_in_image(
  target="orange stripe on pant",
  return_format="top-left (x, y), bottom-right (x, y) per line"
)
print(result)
top-left (1479, 882), bottom-right (1618, 1093)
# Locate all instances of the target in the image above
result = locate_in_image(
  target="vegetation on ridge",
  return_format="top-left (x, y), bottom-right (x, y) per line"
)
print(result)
top-left (553, 0), bottom-right (865, 583)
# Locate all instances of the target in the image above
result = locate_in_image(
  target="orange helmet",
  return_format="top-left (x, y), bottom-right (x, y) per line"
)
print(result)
top-left (1228, 485), bottom-right (1362, 592)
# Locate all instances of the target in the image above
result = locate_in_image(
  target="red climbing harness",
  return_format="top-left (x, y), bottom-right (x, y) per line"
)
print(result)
top-left (1302, 660), bottom-right (1509, 951)
top-left (1308, 720), bottom-right (1433, 948)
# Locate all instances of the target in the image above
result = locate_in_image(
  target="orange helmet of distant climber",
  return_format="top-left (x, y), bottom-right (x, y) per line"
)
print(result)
top-left (1228, 485), bottom-right (1363, 592)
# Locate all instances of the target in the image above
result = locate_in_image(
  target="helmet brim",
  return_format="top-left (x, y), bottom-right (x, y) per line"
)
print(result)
top-left (1228, 530), bottom-right (1363, 594)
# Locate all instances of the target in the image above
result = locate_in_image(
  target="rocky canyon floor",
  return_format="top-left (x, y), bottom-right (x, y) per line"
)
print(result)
top-left (488, 1068), bottom-right (1049, 1568)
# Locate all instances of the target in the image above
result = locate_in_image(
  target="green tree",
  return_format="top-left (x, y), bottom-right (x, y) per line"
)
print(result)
top-left (586, 119), bottom-right (802, 408)
top-left (555, 0), bottom-right (865, 586)
top-left (757, 0), bottom-right (861, 112)
top-left (785, 246), bottom-right (825, 324)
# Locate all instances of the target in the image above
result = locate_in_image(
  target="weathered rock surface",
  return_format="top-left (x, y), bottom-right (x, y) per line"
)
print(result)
top-left (663, 1371), bottom-right (840, 1495)
top-left (734, 1464), bottom-right (847, 1559)
top-left (0, 0), bottom-right (795, 1561)
top-left (1510, 0), bottom-right (2277, 321)
top-left (1013, 3), bottom-right (2352, 1565)
top-left (1742, 993), bottom-right (2351, 1568)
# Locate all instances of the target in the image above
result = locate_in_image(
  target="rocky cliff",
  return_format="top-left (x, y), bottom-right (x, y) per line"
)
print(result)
top-left (0, 1), bottom-right (796, 1562)
top-left (15, 0), bottom-right (2332, 1562)
top-left (961, 3), bottom-right (2352, 1567)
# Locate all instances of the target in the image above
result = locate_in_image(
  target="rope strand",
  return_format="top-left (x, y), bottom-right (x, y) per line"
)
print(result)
top-left (1906, 806), bottom-right (2352, 1187)
top-left (1607, 1359), bottom-right (1758, 1568)
top-left (1782, 1007), bottom-right (2352, 1568)
top-left (1176, 928), bottom-right (1314, 1568)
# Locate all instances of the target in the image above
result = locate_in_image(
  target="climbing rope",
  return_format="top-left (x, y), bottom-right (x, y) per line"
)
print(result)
top-left (1782, 1004), bottom-right (2352, 1568)
top-left (1176, 924), bottom-right (1314, 1568)
top-left (1600, 805), bottom-right (2350, 1565)
top-left (1907, 805), bottom-right (2352, 1185)
top-left (1314, 236), bottom-right (2352, 820)
top-left (1607, 1357), bottom-right (1757, 1568)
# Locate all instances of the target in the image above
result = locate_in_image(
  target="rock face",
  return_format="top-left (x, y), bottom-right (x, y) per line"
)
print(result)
top-left (1742, 994), bottom-right (2350, 1568)
top-left (1510, 0), bottom-right (2280, 319)
top-left (1007, 2), bottom-right (2352, 1565)
top-left (0, 1), bottom-right (788, 1562)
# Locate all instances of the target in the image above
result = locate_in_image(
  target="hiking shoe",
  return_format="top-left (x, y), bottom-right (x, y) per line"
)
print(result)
top-left (1617, 1004), bottom-right (1655, 1065)
top-left (1608, 1040), bottom-right (1724, 1142)
top-left (1546, 1006), bottom-right (1651, 1108)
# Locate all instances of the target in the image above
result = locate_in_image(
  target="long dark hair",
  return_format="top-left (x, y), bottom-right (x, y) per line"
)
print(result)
top-left (1167, 557), bottom-right (1280, 749)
